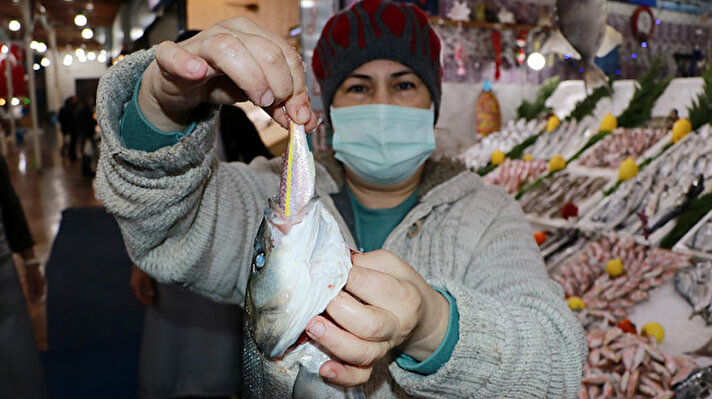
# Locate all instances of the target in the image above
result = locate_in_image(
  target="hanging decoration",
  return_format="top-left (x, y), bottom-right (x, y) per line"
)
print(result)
top-left (516, 30), bottom-right (528, 66)
top-left (0, 45), bottom-right (27, 99)
top-left (475, 79), bottom-right (502, 136)
top-left (447, 1), bottom-right (471, 77)
top-left (491, 30), bottom-right (502, 81)
top-left (631, 5), bottom-right (655, 43)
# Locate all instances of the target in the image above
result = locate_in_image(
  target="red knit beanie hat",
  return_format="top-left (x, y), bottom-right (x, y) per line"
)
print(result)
top-left (312, 0), bottom-right (443, 122)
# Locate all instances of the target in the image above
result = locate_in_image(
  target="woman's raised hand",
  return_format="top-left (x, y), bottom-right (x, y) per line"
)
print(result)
top-left (137, 17), bottom-right (319, 132)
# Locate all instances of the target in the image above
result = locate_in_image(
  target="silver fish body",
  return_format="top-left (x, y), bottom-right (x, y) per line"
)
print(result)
top-left (243, 123), bottom-right (359, 398)
top-left (675, 261), bottom-right (712, 325)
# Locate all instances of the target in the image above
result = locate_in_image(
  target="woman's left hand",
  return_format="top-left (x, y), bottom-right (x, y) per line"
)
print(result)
top-left (305, 249), bottom-right (450, 387)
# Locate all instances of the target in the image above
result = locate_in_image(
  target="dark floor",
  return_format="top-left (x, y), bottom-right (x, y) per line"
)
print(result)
top-left (6, 125), bottom-right (101, 351)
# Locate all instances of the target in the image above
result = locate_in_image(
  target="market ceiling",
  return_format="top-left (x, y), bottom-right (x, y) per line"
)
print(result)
top-left (0, 0), bottom-right (126, 51)
top-left (1, 0), bottom-right (711, 53)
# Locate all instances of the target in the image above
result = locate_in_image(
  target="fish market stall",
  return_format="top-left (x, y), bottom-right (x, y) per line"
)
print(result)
top-left (457, 118), bottom-right (543, 170)
top-left (582, 126), bottom-right (712, 244)
top-left (573, 128), bottom-right (669, 173)
top-left (518, 171), bottom-right (613, 228)
top-left (526, 119), bottom-right (597, 163)
top-left (675, 211), bottom-right (712, 262)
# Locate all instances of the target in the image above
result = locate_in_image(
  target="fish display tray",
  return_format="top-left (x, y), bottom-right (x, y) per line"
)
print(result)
top-left (673, 209), bottom-right (712, 262)
top-left (579, 127), bottom-right (712, 247)
top-left (519, 169), bottom-right (617, 230)
top-left (568, 128), bottom-right (672, 180)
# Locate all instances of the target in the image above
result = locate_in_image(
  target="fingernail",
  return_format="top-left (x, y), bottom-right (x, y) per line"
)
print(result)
top-left (261, 91), bottom-right (274, 107)
top-left (323, 368), bottom-right (336, 380)
top-left (186, 59), bottom-right (202, 73)
top-left (307, 320), bottom-right (325, 338)
top-left (297, 106), bottom-right (310, 123)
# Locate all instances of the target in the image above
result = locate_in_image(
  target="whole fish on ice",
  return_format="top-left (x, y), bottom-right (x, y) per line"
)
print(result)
top-left (243, 122), bottom-right (362, 398)
top-left (540, 0), bottom-right (622, 92)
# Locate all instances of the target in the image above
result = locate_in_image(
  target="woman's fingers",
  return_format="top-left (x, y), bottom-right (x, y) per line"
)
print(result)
top-left (192, 33), bottom-right (276, 107)
top-left (345, 265), bottom-right (422, 322)
top-left (319, 360), bottom-right (372, 387)
top-left (216, 17), bottom-right (315, 125)
top-left (154, 40), bottom-right (209, 82)
top-left (326, 291), bottom-right (399, 341)
top-left (306, 315), bottom-right (391, 367)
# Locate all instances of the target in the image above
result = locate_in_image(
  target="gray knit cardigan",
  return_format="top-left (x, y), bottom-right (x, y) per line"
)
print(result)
top-left (94, 47), bottom-right (587, 398)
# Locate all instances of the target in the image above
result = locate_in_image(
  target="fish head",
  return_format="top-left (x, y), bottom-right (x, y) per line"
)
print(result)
top-left (245, 196), bottom-right (351, 359)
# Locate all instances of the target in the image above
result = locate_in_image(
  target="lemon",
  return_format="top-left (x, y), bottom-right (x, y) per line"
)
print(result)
top-left (523, 153), bottom-right (533, 162)
top-left (641, 322), bottom-right (665, 343)
top-left (567, 296), bottom-right (585, 311)
top-left (599, 113), bottom-right (617, 132)
top-left (605, 258), bottom-right (624, 278)
top-left (548, 154), bottom-right (566, 172)
top-left (672, 118), bottom-right (692, 143)
top-left (618, 157), bottom-right (639, 181)
top-left (546, 115), bottom-right (561, 132)
top-left (491, 149), bottom-right (506, 165)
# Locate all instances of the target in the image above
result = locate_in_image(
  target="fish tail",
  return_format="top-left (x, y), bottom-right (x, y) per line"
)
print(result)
top-left (279, 122), bottom-right (316, 216)
top-left (583, 63), bottom-right (609, 94)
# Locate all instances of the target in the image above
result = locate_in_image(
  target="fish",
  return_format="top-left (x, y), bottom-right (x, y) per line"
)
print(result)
top-left (540, 0), bottom-right (623, 92)
top-left (243, 122), bottom-right (363, 398)
top-left (673, 366), bottom-right (712, 399)
top-left (675, 261), bottom-right (712, 325)
top-left (691, 219), bottom-right (712, 253)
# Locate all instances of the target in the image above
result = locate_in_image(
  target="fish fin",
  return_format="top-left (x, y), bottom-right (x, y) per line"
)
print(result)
top-left (539, 29), bottom-right (581, 60)
top-left (293, 364), bottom-right (329, 399)
top-left (583, 64), bottom-right (609, 94)
top-left (686, 335), bottom-right (712, 357)
top-left (596, 25), bottom-right (623, 58)
top-left (293, 363), bottom-right (366, 399)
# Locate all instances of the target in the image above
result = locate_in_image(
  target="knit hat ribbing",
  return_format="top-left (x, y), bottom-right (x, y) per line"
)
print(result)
top-left (312, 0), bottom-right (443, 122)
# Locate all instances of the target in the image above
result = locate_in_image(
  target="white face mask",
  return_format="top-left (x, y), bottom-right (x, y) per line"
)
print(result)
top-left (330, 104), bottom-right (436, 185)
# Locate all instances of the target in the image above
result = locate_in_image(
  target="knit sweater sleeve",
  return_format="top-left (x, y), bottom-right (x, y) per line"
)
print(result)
top-left (94, 47), bottom-right (279, 304)
top-left (389, 191), bottom-right (587, 398)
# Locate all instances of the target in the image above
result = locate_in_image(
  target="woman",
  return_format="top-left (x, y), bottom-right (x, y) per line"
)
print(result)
top-left (95, 0), bottom-right (586, 397)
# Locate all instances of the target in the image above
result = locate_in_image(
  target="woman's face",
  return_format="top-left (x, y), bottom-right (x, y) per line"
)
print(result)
top-left (331, 60), bottom-right (432, 109)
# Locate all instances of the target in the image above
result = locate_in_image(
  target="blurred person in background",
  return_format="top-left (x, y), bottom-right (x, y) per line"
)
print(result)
top-left (59, 96), bottom-right (78, 160)
top-left (0, 153), bottom-right (47, 399)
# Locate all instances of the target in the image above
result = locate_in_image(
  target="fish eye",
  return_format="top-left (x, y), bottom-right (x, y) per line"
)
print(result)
top-left (253, 251), bottom-right (265, 270)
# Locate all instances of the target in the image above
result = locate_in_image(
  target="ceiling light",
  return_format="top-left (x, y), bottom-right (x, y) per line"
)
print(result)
top-left (0, 45), bottom-right (8, 54)
top-left (30, 40), bottom-right (38, 49)
top-left (9, 20), bottom-right (21, 32)
top-left (40, 57), bottom-right (51, 67)
top-left (75, 48), bottom-right (85, 57)
top-left (87, 51), bottom-right (96, 60)
top-left (0, 99), bottom-right (4, 106)
top-left (36, 42), bottom-right (47, 53)
top-left (99, 49), bottom-right (107, 57)
top-left (11, 97), bottom-right (20, 106)
top-left (82, 28), bottom-right (93, 40)
top-left (63, 54), bottom-right (73, 66)
top-left (74, 12), bottom-right (87, 27)
top-left (78, 53), bottom-right (87, 63)
top-left (33, 63), bottom-right (40, 70)
top-left (97, 53), bottom-right (106, 63)
top-left (526, 52), bottom-right (546, 71)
